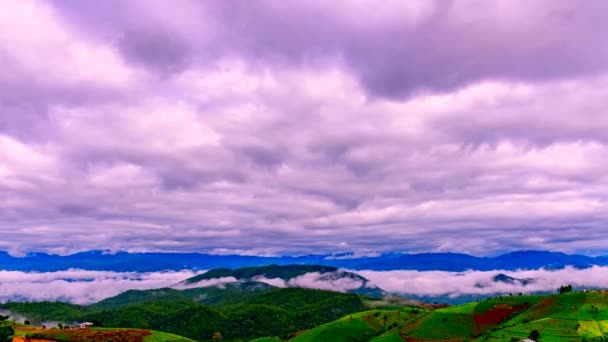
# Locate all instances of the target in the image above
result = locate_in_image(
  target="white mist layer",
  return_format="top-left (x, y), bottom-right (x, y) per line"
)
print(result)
top-left (287, 272), bottom-right (365, 292)
top-left (0, 269), bottom-right (201, 304)
top-left (179, 271), bottom-right (367, 293)
top-left (3, 266), bottom-right (608, 304)
top-left (172, 276), bottom-right (237, 290)
top-left (359, 266), bottom-right (608, 297)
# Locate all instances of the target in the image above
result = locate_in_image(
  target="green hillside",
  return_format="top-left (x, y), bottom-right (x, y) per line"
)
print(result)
top-left (0, 288), bottom-right (368, 342)
top-left (290, 308), bottom-right (426, 342)
top-left (6, 280), bottom-right (608, 342)
top-left (241, 291), bottom-right (608, 342)
top-left (91, 282), bottom-right (274, 310)
top-left (480, 291), bottom-right (608, 342)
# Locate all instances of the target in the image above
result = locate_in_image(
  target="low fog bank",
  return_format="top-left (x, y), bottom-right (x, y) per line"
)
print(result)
top-left (0, 269), bottom-right (201, 304)
top-left (359, 266), bottom-right (608, 297)
top-left (3, 266), bottom-right (608, 304)
top-left (254, 272), bottom-right (366, 293)
top-left (172, 276), bottom-right (238, 290)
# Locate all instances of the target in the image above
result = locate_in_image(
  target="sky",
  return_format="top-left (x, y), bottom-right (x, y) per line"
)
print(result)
top-left (1, 0), bottom-right (608, 257)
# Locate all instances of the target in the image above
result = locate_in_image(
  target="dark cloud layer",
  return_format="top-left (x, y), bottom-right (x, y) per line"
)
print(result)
top-left (51, 0), bottom-right (608, 97)
top-left (1, 0), bottom-right (608, 256)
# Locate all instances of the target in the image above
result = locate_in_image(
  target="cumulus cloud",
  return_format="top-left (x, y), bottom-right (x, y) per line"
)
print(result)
top-left (1, 1), bottom-right (608, 256)
top-left (360, 266), bottom-right (608, 297)
top-left (0, 269), bottom-right (200, 304)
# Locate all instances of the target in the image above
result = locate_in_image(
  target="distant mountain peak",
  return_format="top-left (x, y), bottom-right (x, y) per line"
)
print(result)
top-left (492, 273), bottom-right (535, 285)
top-left (472, 273), bottom-right (536, 290)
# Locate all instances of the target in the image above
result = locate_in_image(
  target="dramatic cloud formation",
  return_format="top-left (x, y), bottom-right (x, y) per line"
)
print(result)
top-left (1, 0), bottom-right (608, 256)
top-left (0, 269), bottom-right (200, 304)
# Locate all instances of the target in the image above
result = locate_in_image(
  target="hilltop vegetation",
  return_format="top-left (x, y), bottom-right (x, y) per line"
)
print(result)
top-left (91, 282), bottom-right (274, 310)
top-left (0, 287), bottom-right (367, 341)
top-left (290, 307), bottom-right (427, 342)
top-left (216, 290), bottom-right (608, 342)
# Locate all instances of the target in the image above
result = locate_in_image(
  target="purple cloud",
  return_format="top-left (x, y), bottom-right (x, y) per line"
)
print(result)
top-left (0, 0), bottom-right (608, 256)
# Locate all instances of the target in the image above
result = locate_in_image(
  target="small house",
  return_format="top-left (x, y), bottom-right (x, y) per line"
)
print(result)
top-left (78, 322), bottom-right (94, 329)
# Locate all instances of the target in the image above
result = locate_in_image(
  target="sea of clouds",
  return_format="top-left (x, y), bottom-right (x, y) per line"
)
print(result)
top-left (359, 266), bottom-right (608, 297)
top-left (0, 269), bottom-right (201, 304)
top-left (3, 266), bottom-right (608, 304)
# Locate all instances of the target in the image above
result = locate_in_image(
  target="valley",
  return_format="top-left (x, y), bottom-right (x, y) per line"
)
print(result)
top-left (1, 265), bottom-right (607, 342)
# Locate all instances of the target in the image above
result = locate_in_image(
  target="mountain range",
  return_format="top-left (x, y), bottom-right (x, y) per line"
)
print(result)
top-left (1, 250), bottom-right (606, 272)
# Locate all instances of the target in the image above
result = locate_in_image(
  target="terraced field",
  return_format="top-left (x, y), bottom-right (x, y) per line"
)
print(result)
top-left (275, 291), bottom-right (608, 342)
top-left (481, 292), bottom-right (608, 342)
top-left (289, 308), bottom-right (425, 342)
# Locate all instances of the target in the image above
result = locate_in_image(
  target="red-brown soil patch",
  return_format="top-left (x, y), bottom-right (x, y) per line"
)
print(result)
top-left (24, 328), bottom-right (152, 342)
top-left (398, 336), bottom-right (463, 342)
top-left (474, 303), bottom-right (528, 330)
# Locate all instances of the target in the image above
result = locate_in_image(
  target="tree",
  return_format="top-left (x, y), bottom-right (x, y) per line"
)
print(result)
top-left (529, 329), bottom-right (541, 341)
top-left (90, 319), bottom-right (103, 327)
top-left (212, 332), bottom-right (223, 341)
top-left (559, 285), bottom-right (573, 294)
top-left (0, 326), bottom-right (14, 342)
top-left (24, 320), bottom-right (30, 325)
top-left (0, 315), bottom-right (8, 322)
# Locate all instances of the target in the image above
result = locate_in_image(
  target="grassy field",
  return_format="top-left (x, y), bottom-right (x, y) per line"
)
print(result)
top-left (289, 309), bottom-right (421, 342)
top-left (473, 292), bottom-right (608, 342)
top-left (283, 291), bottom-right (608, 342)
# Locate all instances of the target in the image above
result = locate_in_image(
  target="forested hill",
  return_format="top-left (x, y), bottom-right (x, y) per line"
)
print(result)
top-left (0, 287), bottom-right (368, 341)
top-left (5, 288), bottom-right (608, 342)
top-left (184, 264), bottom-right (342, 282)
